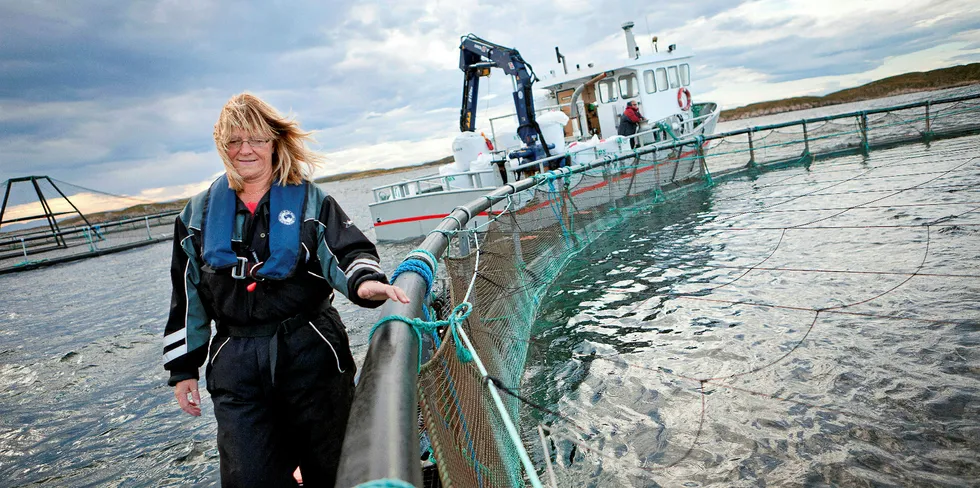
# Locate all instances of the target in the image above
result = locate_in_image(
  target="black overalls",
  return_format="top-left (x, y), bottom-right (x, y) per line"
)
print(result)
top-left (163, 182), bottom-right (387, 487)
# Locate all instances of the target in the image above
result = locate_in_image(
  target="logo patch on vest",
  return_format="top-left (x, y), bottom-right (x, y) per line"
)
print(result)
top-left (278, 210), bottom-right (297, 226)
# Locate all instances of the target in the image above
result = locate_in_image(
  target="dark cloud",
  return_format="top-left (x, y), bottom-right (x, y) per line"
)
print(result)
top-left (1, 0), bottom-right (977, 198)
top-left (696, 14), bottom-right (980, 84)
top-left (0, 0), bottom-right (351, 101)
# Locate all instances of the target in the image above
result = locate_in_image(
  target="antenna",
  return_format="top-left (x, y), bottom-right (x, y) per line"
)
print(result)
top-left (555, 47), bottom-right (568, 75)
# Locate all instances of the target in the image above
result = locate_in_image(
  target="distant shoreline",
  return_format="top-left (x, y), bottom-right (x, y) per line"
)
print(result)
top-left (718, 63), bottom-right (980, 121)
top-left (313, 155), bottom-right (452, 184)
top-left (31, 63), bottom-right (980, 227)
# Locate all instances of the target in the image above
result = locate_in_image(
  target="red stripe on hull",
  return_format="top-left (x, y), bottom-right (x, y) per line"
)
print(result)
top-left (374, 211), bottom-right (499, 227)
top-left (522, 145), bottom-right (704, 213)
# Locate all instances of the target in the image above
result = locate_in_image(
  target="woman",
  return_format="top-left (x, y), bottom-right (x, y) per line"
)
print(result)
top-left (162, 92), bottom-right (408, 487)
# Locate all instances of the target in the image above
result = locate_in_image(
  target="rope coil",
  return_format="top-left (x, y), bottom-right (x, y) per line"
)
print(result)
top-left (370, 250), bottom-right (473, 368)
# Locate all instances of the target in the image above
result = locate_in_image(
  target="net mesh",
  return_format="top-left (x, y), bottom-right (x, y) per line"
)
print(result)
top-left (420, 147), bottom-right (708, 487)
top-left (415, 92), bottom-right (980, 487)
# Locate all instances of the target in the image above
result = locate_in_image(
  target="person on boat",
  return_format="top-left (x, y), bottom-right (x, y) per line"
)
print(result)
top-left (162, 92), bottom-right (409, 487)
top-left (618, 100), bottom-right (646, 149)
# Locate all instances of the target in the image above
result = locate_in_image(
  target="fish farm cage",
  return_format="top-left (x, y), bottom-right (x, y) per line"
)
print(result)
top-left (336, 91), bottom-right (980, 487)
top-left (0, 176), bottom-right (180, 275)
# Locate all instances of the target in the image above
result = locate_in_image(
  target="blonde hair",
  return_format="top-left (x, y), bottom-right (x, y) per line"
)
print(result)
top-left (213, 92), bottom-right (324, 191)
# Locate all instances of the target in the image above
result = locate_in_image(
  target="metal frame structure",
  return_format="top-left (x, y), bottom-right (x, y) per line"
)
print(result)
top-left (0, 176), bottom-right (95, 247)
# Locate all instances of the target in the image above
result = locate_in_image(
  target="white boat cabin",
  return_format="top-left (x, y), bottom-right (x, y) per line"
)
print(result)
top-left (540, 47), bottom-right (697, 145)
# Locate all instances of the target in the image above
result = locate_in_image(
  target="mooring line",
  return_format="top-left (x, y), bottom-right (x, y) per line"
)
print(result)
top-left (702, 264), bottom-right (980, 279)
top-left (709, 200), bottom-right (980, 217)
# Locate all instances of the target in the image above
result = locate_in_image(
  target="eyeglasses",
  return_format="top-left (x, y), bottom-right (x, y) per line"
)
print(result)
top-left (226, 138), bottom-right (272, 149)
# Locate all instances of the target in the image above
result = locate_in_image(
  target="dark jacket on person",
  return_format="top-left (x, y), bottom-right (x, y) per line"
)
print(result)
top-left (617, 104), bottom-right (644, 137)
top-left (162, 178), bottom-right (386, 386)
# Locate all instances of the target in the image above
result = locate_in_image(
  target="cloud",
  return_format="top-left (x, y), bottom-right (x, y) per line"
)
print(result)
top-left (1, 0), bottom-right (978, 205)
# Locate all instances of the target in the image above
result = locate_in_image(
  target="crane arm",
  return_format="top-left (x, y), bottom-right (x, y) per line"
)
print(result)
top-left (458, 35), bottom-right (551, 158)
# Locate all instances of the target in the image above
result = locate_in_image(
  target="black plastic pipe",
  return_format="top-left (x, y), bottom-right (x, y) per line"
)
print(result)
top-left (335, 270), bottom-right (428, 487)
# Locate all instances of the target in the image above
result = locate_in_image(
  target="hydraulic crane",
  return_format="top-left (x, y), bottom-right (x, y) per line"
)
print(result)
top-left (458, 34), bottom-right (553, 163)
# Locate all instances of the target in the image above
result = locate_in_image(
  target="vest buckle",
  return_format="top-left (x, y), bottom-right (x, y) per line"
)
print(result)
top-left (231, 256), bottom-right (248, 279)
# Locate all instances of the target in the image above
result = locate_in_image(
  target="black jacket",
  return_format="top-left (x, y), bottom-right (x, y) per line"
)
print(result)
top-left (162, 182), bottom-right (386, 386)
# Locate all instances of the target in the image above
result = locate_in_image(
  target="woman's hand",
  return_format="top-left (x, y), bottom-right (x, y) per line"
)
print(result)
top-left (174, 378), bottom-right (202, 417)
top-left (357, 280), bottom-right (410, 304)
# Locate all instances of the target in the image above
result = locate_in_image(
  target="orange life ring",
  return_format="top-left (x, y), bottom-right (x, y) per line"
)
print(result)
top-left (677, 87), bottom-right (692, 111)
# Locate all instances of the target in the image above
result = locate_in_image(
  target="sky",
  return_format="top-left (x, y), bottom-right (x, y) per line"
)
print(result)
top-left (1, 0), bottom-right (979, 210)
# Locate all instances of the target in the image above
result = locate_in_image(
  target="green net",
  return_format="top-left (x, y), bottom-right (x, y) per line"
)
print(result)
top-left (414, 91), bottom-right (980, 487)
top-left (419, 145), bottom-right (712, 487)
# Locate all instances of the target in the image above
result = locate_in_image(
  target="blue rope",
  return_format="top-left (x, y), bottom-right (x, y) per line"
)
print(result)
top-left (370, 302), bottom-right (473, 368)
top-left (371, 248), bottom-right (472, 367)
top-left (394, 250), bottom-right (442, 347)
top-left (391, 260), bottom-right (434, 295)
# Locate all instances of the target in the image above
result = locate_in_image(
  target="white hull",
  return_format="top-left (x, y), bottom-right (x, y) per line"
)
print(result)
top-left (509, 141), bottom-right (708, 238)
top-left (370, 187), bottom-right (500, 242)
top-left (369, 106), bottom-right (719, 242)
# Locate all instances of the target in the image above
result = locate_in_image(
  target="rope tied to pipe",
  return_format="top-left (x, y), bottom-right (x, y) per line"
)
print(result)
top-left (369, 249), bottom-right (473, 368)
top-left (370, 302), bottom-right (474, 369)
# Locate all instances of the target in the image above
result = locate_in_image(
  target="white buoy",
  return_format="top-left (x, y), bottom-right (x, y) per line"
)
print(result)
top-left (536, 111), bottom-right (570, 154)
top-left (451, 132), bottom-right (486, 172)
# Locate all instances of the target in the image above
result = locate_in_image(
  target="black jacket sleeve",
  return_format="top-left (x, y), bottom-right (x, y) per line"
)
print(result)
top-left (162, 217), bottom-right (212, 386)
top-left (314, 196), bottom-right (388, 308)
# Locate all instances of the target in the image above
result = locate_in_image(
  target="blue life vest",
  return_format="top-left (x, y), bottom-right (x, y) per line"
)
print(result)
top-left (200, 174), bottom-right (307, 280)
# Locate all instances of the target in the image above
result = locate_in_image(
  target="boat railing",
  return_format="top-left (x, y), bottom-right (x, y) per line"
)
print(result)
top-left (371, 168), bottom-right (504, 203)
top-left (508, 107), bottom-right (719, 173)
top-left (487, 102), bottom-right (572, 151)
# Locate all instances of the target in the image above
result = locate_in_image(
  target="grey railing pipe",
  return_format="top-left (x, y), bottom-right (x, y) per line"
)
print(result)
top-left (0, 209), bottom-right (180, 246)
top-left (335, 183), bottom-right (535, 487)
top-left (713, 92), bottom-right (979, 137)
top-left (336, 147), bottom-right (668, 486)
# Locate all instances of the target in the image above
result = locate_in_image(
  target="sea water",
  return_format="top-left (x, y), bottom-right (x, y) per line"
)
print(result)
top-left (523, 132), bottom-right (980, 487)
top-left (1, 88), bottom-right (978, 486)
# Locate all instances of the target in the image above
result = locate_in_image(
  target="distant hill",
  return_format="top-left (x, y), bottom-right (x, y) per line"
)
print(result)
top-left (719, 63), bottom-right (980, 121)
top-left (58, 199), bottom-right (188, 227)
top-left (314, 155), bottom-right (452, 183)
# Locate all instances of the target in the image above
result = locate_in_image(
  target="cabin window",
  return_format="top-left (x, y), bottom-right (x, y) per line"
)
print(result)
top-left (656, 68), bottom-right (668, 92)
top-left (668, 66), bottom-right (680, 88)
top-left (680, 64), bottom-right (691, 86)
top-left (643, 70), bottom-right (657, 93)
top-left (618, 74), bottom-right (639, 99)
top-left (597, 79), bottom-right (618, 103)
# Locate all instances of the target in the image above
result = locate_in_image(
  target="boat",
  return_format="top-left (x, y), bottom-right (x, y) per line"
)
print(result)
top-left (368, 22), bottom-right (721, 242)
